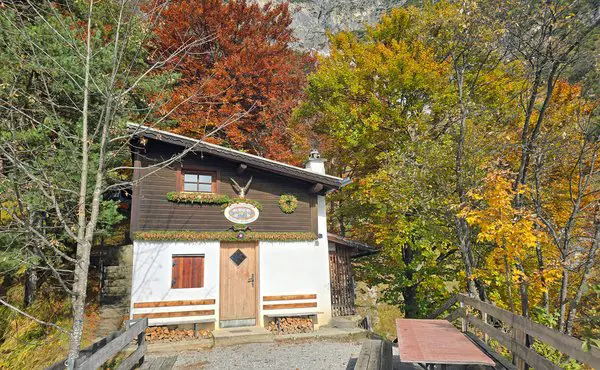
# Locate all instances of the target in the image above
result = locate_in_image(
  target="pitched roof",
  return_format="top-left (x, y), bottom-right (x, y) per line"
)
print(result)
top-left (328, 233), bottom-right (378, 257)
top-left (127, 123), bottom-right (350, 190)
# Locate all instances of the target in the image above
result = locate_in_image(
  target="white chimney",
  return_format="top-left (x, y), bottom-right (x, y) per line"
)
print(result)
top-left (304, 149), bottom-right (325, 174)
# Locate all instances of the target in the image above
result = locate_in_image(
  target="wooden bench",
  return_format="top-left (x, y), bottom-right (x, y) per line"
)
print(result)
top-left (355, 339), bottom-right (393, 370)
top-left (262, 294), bottom-right (320, 333)
top-left (132, 299), bottom-right (216, 327)
top-left (262, 294), bottom-right (318, 310)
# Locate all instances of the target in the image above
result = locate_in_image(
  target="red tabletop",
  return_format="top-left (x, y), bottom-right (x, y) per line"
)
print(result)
top-left (396, 319), bottom-right (496, 366)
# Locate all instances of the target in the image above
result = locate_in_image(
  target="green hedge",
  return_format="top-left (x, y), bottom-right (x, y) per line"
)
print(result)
top-left (166, 192), bottom-right (263, 210)
top-left (166, 192), bottom-right (230, 205)
top-left (134, 230), bottom-right (317, 242)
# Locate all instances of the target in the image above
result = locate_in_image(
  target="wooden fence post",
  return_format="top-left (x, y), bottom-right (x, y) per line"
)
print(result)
top-left (514, 326), bottom-right (527, 370)
top-left (482, 312), bottom-right (489, 344)
top-left (460, 301), bottom-right (467, 332)
top-left (137, 326), bottom-right (145, 367)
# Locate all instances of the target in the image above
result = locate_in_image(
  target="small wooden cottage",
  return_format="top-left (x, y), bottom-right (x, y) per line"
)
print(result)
top-left (127, 124), bottom-right (353, 330)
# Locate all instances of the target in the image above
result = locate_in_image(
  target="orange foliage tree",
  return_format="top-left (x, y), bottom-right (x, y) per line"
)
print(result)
top-left (147, 0), bottom-right (311, 163)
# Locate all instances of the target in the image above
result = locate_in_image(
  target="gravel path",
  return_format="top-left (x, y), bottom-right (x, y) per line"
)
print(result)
top-left (171, 340), bottom-right (364, 370)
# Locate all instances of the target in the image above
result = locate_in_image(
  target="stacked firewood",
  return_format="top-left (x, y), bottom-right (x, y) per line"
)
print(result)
top-left (145, 326), bottom-right (211, 342)
top-left (266, 317), bottom-right (313, 334)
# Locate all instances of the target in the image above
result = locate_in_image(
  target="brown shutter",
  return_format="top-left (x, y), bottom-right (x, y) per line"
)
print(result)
top-left (172, 255), bottom-right (205, 289)
top-left (191, 256), bottom-right (204, 288)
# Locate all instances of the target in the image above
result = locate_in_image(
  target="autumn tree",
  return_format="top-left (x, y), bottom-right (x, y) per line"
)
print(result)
top-left (148, 0), bottom-right (311, 164)
top-left (350, 141), bottom-right (461, 317)
top-left (416, 0), bottom-right (508, 301)
top-left (494, 0), bottom-right (599, 327)
top-left (462, 85), bottom-right (598, 340)
top-left (461, 170), bottom-right (544, 313)
top-left (299, 1), bottom-right (599, 340)
top-left (296, 4), bottom-right (514, 315)
top-left (296, 7), bottom-right (466, 316)
top-left (530, 83), bottom-right (599, 334)
top-left (0, 1), bottom-right (230, 367)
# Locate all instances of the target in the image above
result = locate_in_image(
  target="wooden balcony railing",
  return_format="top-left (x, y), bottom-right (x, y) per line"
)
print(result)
top-left (429, 293), bottom-right (600, 370)
top-left (47, 318), bottom-right (148, 370)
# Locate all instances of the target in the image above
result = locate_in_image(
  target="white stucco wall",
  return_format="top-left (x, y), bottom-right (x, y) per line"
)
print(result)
top-left (258, 197), bottom-right (332, 328)
top-left (130, 240), bottom-right (220, 326)
top-left (131, 192), bottom-right (333, 329)
top-left (317, 194), bottom-right (333, 325)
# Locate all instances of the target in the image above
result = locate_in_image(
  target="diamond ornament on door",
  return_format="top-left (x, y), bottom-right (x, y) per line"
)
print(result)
top-left (230, 249), bottom-right (247, 266)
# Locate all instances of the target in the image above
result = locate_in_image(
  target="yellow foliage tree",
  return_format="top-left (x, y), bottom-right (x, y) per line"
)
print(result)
top-left (462, 170), bottom-right (544, 313)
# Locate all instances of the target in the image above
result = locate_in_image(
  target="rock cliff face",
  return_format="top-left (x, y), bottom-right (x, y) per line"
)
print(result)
top-left (255, 0), bottom-right (406, 52)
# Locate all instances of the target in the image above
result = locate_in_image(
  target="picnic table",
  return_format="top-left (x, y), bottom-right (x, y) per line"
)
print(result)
top-left (396, 319), bottom-right (496, 369)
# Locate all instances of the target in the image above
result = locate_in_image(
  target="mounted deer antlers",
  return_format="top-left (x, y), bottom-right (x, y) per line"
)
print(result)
top-left (230, 176), bottom-right (253, 198)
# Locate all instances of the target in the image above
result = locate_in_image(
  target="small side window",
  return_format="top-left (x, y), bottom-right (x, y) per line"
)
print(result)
top-left (172, 255), bottom-right (204, 289)
top-left (181, 171), bottom-right (215, 192)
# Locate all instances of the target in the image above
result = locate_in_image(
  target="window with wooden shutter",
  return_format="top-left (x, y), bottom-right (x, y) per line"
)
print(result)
top-left (171, 255), bottom-right (204, 289)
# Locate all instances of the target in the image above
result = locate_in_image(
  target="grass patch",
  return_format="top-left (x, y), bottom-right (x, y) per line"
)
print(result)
top-left (0, 280), bottom-right (100, 369)
top-left (135, 230), bottom-right (317, 242)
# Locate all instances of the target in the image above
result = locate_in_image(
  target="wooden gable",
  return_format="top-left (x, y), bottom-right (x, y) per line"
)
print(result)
top-left (131, 139), bottom-right (319, 234)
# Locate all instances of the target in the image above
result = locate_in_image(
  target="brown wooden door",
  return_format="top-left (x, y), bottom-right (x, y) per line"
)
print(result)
top-left (219, 242), bottom-right (258, 323)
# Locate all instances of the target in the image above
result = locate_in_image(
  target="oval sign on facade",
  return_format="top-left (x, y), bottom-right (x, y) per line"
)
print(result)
top-left (224, 203), bottom-right (259, 224)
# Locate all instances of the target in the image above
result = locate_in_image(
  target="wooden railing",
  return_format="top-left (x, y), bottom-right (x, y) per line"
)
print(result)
top-left (47, 318), bottom-right (148, 370)
top-left (430, 294), bottom-right (600, 370)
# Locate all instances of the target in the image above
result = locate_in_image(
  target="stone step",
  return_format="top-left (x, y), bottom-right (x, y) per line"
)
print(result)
top-left (93, 245), bottom-right (133, 266)
top-left (102, 282), bottom-right (130, 290)
top-left (102, 280), bottom-right (132, 289)
top-left (147, 338), bottom-right (213, 353)
top-left (102, 286), bottom-right (130, 297)
top-left (331, 315), bottom-right (363, 329)
top-left (95, 306), bottom-right (129, 338)
top-left (104, 266), bottom-right (132, 279)
top-left (100, 295), bottom-right (129, 305)
top-left (212, 327), bottom-right (274, 347)
top-left (99, 308), bottom-right (129, 319)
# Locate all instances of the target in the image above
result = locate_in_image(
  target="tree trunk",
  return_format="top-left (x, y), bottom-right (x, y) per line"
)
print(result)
top-left (515, 259), bottom-right (531, 370)
top-left (558, 267), bottom-right (569, 332)
top-left (24, 212), bottom-right (39, 307)
top-left (23, 264), bottom-right (37, 307)
top-left (454, 62), bottom-right (480, 299)
top-left (566, 212), bottom-right (599, 334)
top-left (457, 219), bottom-right (479, 297)
top-left (535, 241), bottom-right (549, 311)
top-left (402, 244), bottom-right (420, 318)
top-left (67, 240), bottom-right (92, 367)
top-left (475, 279), bottom-right (488, 302)
top-left (516, 63), bottom-right (558, 200)
top-left (66, 1), bottom-right (93, 366)
top-left (504, 254), bottom-right (515, 313)
top-left (514, 68), bottom-right (542, 194)
top-left (518, 267), bottom-right (529, 317)
top-left (403, 285), bottom-right (419, 318)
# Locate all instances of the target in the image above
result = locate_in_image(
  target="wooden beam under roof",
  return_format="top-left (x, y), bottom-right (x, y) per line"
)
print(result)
top-left (236, 163), bottom-right (248, 175)
top-left (309, 183), bottom-right (324, 194)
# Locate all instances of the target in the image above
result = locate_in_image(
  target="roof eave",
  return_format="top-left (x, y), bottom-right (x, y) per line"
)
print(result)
top-left (327, 233), bottom-right (378, 255)
top-left (127, 123), bottom-right (348, 190)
